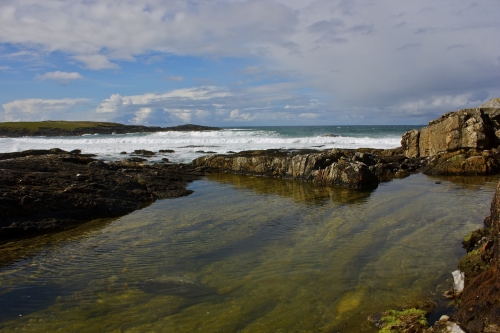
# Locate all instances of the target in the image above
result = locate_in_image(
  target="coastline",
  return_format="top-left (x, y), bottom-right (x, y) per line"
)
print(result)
top-left (2, 100), bottom-right (500, 332)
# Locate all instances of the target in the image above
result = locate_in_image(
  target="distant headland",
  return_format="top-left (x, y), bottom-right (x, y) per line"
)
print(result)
top-left (0, 121), bottom-right (220, 137)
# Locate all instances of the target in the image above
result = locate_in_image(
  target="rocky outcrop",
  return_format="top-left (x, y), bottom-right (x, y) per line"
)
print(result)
top-left (401, 99), bottom-right (500, 160)
top-left (0, 149), bottom-right (204, 239)
top-left (193, 148), bottom-right (422, 189)
top-left (418, 108), bottom-right (493, 157)
top-left (194, 149), bottom-right (378, 188)
top-left (455, 180), bottom-right (500, 332)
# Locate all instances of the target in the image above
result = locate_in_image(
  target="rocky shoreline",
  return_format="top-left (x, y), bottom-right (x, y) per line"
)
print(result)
top-left (0, 148), bottom-right (205, 239)
top-left (2, 99), bottom-right (500, 332)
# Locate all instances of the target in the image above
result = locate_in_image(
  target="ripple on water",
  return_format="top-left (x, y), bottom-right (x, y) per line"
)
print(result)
top-left (0, 173), bottom-right (498, 332)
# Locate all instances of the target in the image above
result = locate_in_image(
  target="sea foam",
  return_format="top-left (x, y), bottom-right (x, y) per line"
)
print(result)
top-left (0, 128), bottom-right (402, 163)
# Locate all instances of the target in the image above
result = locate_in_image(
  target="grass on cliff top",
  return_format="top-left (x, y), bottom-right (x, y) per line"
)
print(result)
top-left (0, 121), bottom-right (125, 132)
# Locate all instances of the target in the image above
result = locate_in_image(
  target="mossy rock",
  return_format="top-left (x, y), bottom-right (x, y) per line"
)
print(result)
top-left (462, 228), bottom-right (490, 252)
top-left (457, 249), bottom-right (491, 280)
top-left (375, 308), bottom-right (429, 333)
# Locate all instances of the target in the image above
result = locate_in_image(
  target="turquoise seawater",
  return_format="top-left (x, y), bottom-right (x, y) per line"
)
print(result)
top-left (0, 173), bottom-right (497, 332)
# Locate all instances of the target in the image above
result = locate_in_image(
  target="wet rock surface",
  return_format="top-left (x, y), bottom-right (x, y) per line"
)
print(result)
top-left (193, 147), bottom-right (423, 189)
top-left (0, 149), bottom-right (204, 239)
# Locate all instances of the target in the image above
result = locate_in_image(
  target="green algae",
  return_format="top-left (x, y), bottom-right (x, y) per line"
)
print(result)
top-left (0, 173), bottom-right (498, 332)
top-left (379, 308), bottom-right (428, 333)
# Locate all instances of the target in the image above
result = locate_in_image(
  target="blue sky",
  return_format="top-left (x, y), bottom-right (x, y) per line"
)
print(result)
top-left (0, 0), bottom-right (499, 126)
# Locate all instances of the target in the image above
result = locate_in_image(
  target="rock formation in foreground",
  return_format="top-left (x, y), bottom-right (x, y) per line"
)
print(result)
top-left (0, 149), bottom-right (204, 238)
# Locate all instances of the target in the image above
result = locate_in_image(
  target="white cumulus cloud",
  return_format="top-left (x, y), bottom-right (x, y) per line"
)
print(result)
top-left (2, 98), bottom-right (90, 121)
top-left (35, 71), bottom-right (83, 83)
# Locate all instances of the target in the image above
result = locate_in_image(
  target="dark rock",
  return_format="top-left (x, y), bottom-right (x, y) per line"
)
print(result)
top-left (159, 149), bottom-right (175, 153)
top-left (120, 151), bottom-right (127, 155)
top-left (126, 157), bottom-right (147, 163)
top-left (0, 149), bottom-right (203, 239)
top-left (131, 149), bottom-right (156, 157)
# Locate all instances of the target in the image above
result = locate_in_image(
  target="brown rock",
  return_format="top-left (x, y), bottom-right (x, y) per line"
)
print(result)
top-left (401, 129), bottom-right (420, 158)
top-left (193, 149), bottom-right (379, 189)
top-left (423, 150), bottom-right (499, 175)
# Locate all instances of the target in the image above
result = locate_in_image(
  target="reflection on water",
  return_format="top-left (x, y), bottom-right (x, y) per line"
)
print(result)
top-left (0, 173), bottom-right (498, 332)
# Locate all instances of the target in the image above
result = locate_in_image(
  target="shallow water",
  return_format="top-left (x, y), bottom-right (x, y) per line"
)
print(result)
top-left (0, 173), bottom-right (497, 332)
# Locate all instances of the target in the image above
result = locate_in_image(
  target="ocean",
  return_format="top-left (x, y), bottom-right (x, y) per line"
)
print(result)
top-left (0, 125), bottom-right (421, 163)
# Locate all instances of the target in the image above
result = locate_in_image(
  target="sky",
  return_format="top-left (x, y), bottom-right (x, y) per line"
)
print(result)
top-left (0, 0), bottom-right (499, 126)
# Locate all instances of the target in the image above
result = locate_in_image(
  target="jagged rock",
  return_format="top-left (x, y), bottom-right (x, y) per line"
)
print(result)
top-left (401, 129), bottom-right (420, 158)
top-left (193, 149), bottom-right (380, 189)
top-left (419, 109), bottom-right (493, 157)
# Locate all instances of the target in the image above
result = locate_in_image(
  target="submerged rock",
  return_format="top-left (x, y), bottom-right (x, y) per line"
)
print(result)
top-left (136, 278), bottom-right (217, 299)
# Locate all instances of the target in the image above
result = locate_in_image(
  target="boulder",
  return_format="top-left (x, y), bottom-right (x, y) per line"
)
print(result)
top-left (419, 108), bottom-right (493, 157)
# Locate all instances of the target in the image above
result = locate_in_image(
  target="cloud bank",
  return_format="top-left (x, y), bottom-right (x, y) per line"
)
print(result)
top-left (0, 0), bottom-right (499, 124)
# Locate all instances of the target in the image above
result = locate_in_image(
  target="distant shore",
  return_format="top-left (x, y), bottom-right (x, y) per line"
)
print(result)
top-left (0, 121), bottom-right (220, 138)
